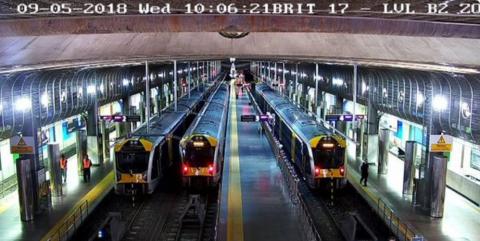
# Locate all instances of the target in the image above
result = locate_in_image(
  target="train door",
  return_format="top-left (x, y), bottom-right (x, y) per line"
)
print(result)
top-left (151, 145), bottom-right (160, 181)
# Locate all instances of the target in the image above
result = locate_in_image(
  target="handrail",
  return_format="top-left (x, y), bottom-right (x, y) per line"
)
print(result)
top-left (45, 200), bottom-right (89, 241)
top-left (375, 198), bottom-right (417, 241)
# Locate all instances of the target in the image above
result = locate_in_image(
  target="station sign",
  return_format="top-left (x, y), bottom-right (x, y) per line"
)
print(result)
top-left (99, 115), bottom-right (141, 123)
top-left (240, 113), bottom-right (274, 123)
top-left (429, 134), bottom-right (453, 152)
top-left (240, 115), bottom-right (256, 122)
top-left (10, 136), bottom-right (34, 154)
top-left (325, 114), bottom-right (366, 122)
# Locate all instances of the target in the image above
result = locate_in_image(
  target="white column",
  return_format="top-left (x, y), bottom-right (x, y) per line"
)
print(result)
top-left (353, 64), bottom-right (358, 142)
top-left (145, 61), bottom-right (150, 133)
top-left (173, 60), bottom-right (178, 111)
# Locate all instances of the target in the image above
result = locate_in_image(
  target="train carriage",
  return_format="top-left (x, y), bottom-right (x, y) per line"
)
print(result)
top-left (254, 83), bottom-right (347, 189)
top-left (180, 83), bottom-right (230, 187)
top-left (114, 84), bottom-right (217, 195)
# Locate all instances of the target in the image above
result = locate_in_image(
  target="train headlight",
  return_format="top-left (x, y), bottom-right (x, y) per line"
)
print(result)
top-left (183, 165), bottom-right (189, 174)
top-left (208, 165), bottom-right (214, 175)
top-left (315, 167), bottom-right (320, 175)
top-left (339, 166), bottom-right (345, 176)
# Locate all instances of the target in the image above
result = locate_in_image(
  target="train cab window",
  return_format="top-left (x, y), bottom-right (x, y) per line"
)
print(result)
top-left (185, 147), bottom-right (214, 167)
top-left (185, 137), bottom-right (214, 167)
top-left (116, 152), bottom-right (149, 173)
top-left (314, 141), bottom-right (345, 169)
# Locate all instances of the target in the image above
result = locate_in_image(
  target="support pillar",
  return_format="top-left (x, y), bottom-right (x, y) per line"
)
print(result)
top-left (47, 144), bottom-right (62, 196)
top-left (18, 115), bottom-right (44, 215)
top-left (167, 81), bottom-right (173, 105)
top-left (274, 62), bottom-right (277, 92)
top-left (76, 129), bottom-right (87, 176)
top-left (100, 120), bottom-right (110, 162)
top-left (16, 157), bottom-right (35, 221)
top-left (378, 128), bottom-right (390, 175)
top-left (188, 62), bottom-right (191, 98)
top-left (294, 64), bottom-right (299, 105)
top-left (155, 87), bottom-right (162, 114)
top-left (355, 120), bottom-right (365, 160)
top-left (363, 103), bottom-right (379, 166)
top-left (403, 141), bottom-right (416, 195)
top-left (196, 62), bottom-right (200, 89)
top-left (334, 96), bottom-right (346, 133)
top-left (117, 97), bottom-right (130, 136)
top-left (429, 153), bottom-right (448, 218)
top-left (321, 92), bottom-right (327, 119)
top-left (173, 60), bottom-right (178, 111)
top-left (139, 93), bottom-right (145, 123)
top-left (86, 107), bottom-right (102, 165)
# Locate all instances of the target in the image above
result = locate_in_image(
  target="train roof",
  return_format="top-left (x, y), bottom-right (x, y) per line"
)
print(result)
top-left (183, 83), bottom-right (229, 144)
top-left (129, 86), bottom-right (207, 145)
top-left (256, 83), bottom-right (335, 143)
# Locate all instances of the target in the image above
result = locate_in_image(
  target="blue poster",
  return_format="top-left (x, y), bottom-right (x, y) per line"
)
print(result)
top-left (396, 120), bottom-right (403, 139)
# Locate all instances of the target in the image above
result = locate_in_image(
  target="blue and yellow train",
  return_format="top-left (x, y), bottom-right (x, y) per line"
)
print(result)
top-left (179, 83), bottom-right (230, 187)
top-left (254, 83), bottom-right (347, 189)
top-left (113, 84), bottom-right (216, 195)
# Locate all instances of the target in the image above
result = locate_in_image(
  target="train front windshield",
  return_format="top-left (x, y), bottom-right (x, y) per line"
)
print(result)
top-left (314, 140), bottom-right (345, 169)
top-left (184, 137), bottom-right (214, 167)
top-left (185, 147), bottom-right (214, 167)
top-left (116, 152), bottom-right (149, 173)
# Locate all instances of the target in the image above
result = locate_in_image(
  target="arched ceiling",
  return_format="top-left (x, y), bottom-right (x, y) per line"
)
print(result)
top-left (1, 32), bottom-right (479, 71)
top-left (0, 14), bottom-right (479, 71)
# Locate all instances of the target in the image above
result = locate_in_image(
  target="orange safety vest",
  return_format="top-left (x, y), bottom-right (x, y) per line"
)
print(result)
top-left (83, 158), bottom-right (91, 169)
top-left (60, 158), bottom-right (67, 169)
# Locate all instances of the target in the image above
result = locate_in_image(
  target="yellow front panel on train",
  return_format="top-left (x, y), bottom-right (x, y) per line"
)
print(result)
top-left (118, 173), bottom-right (146, 183)
top-left (184, 167), bottom-right (214, 177)
top-left (315, 169), bottom-right (345, 178)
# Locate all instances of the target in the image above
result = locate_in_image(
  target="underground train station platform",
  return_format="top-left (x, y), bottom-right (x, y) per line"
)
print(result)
top-left (0, 159), bottom-right (113, 241)
top-left (347, 153), bottom-right (480, 241)
top-left (216, 83), bottom-right (303, 241)
top-left (1, 3), bottom-right (480, 241)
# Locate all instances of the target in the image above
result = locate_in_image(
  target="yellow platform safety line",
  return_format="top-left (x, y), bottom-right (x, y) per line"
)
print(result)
top-left (41, 171), bottom-right (115, 241)
top-left (227, 81), bottom-right (244, 241)
top-left (0, 191), bottom-right (18, 215)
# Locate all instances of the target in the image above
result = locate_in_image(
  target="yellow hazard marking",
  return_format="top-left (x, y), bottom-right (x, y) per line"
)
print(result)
top-left (227, 81), bottom-right (244, 241)
top-left (41, 171), bottom-right (114, 241)
top-left (438, 135), bottom-right (446, 144)
top-left (17, 137), bottom-right (26, 146)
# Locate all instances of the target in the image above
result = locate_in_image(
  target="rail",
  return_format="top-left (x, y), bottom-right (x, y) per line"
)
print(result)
top-left (376, 198), bottom-right (417, 241)
top-left (247, 88), bottom-right (322, 241)
top-left (45, 200), bottom-right (89, 241)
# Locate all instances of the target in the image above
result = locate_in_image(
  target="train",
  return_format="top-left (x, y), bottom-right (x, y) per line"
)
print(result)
top-left (113, 83), bottom-right (218, 195)
top-left (254, 83), bottom-right (347, 189)
top-left (179, 83), bottom-right (230, 187)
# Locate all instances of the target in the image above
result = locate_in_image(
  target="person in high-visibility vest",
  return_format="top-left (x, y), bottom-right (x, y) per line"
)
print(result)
top-left (60, 154), bottom-right (67, 183)
top-left (83, 154), bottom-right (92, 183)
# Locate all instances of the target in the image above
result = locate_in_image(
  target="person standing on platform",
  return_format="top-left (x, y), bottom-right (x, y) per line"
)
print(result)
top-left (360, 161), bottom-right (369, 187)
top-left (83, 154), bottom-right (92, 183)
top-left (60, 154), bottom-right (68, 183)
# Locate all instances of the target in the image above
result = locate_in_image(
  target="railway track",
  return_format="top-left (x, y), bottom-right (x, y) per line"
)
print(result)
top-left (161, 190), bottom-right (218, 241)
top-left (121, 190), bottom-right (179, 241)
